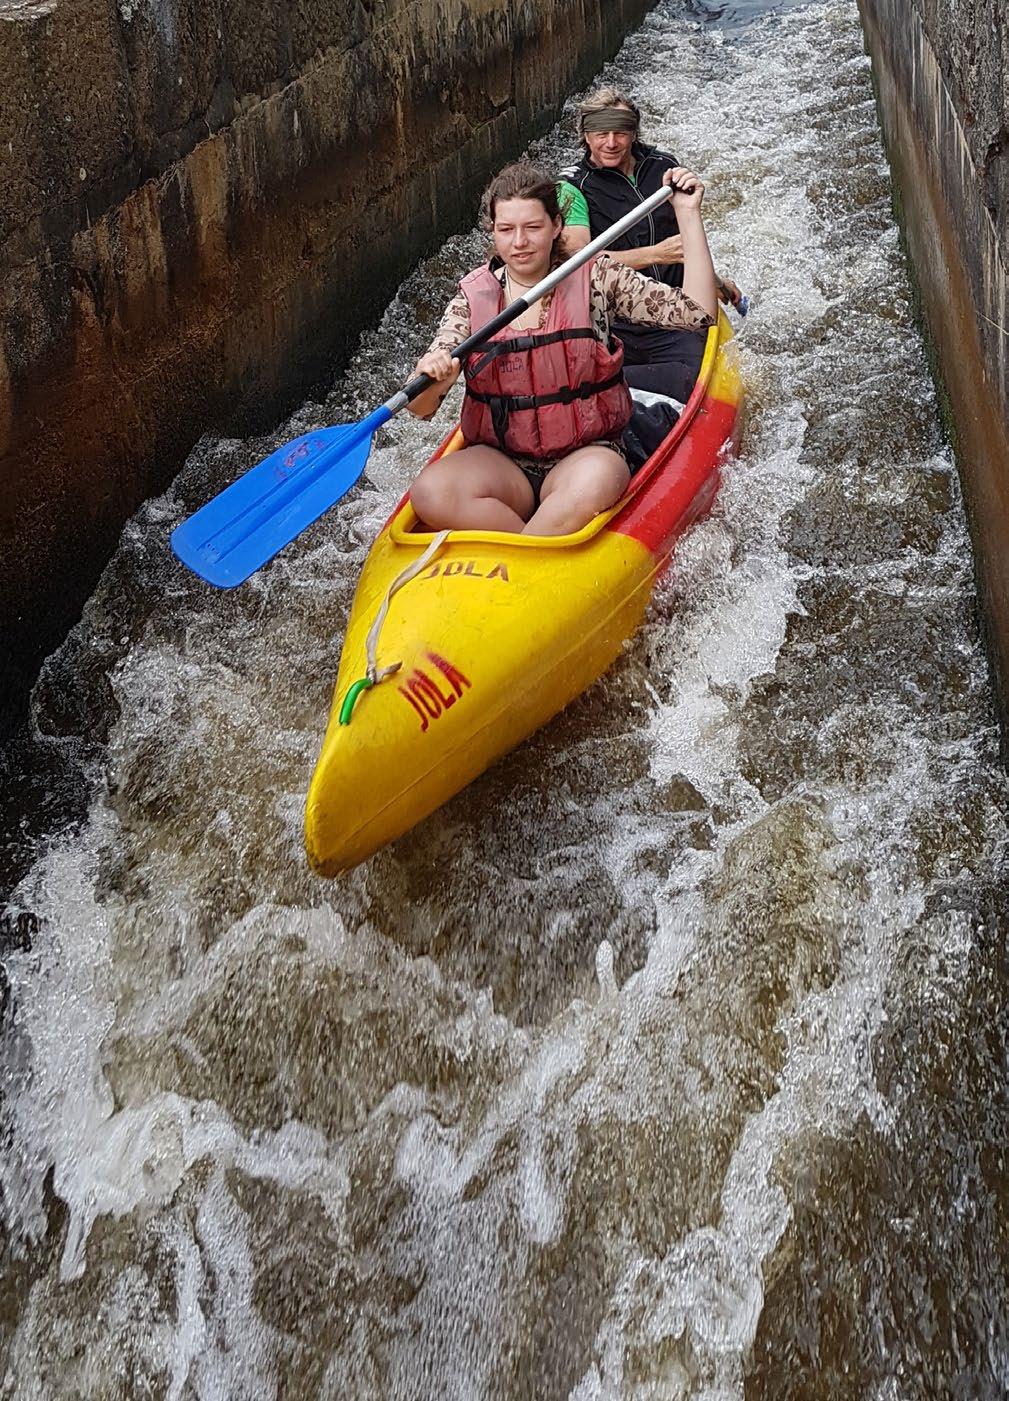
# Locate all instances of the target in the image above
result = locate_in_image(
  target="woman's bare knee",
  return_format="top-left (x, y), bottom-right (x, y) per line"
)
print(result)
top-left (548, 457), bottom-right (628, 512)
top-left (410, 466), bottom-right (457, 526)
top-left (523, 451), bottom-right (629, 535)
top-left (412, 449), bottom-right (534, 529)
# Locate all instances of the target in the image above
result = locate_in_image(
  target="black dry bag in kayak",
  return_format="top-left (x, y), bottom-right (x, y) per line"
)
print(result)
top-left (622, 399), bottom-right (681, 473)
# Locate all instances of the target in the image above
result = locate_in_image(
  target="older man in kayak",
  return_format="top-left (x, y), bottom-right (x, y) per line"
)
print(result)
top-left (559, 87), bottom-right (741, 404)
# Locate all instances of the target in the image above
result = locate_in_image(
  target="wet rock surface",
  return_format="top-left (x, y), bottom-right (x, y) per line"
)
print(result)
top-left (0, 0), bottom-right (657, 728)
top-left (857, 0), bottom-right (1009, 729)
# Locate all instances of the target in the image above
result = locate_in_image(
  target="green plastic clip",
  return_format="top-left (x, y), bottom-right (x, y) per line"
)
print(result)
top-left (338, 676), bottom-right (374, 725)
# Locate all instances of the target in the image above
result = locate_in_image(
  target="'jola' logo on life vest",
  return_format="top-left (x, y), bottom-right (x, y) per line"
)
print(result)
top-left (398, 652), bottom-right (472, 732)
top-left (422, 561), bottom-right (510, 582)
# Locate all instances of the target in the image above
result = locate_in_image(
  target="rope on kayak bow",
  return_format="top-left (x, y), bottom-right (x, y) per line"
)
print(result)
top-left (339, 529), bottom-right (450, 725)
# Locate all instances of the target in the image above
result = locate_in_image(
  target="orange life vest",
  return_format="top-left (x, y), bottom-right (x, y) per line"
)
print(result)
top-left (459, 260), bottom-right (632, 459)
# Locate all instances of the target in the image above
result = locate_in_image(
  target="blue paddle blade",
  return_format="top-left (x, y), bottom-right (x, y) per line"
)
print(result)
top-left (171, 408), bottom-right (391, 587)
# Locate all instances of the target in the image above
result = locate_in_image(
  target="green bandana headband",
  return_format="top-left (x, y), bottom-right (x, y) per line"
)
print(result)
top-left (580, 109), bottom-right (639, 135)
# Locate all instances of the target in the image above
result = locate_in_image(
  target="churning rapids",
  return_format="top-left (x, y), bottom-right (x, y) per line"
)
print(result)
top-left (3, 0), bottom-right (1009, 1394)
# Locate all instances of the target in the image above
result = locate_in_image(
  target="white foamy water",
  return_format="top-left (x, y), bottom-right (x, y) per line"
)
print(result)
top-left (3, 0), bottom-right (1008, 1395)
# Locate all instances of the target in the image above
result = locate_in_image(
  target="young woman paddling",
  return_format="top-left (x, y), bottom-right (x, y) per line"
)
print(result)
top-left (408, 161), bottom-right (718, 537)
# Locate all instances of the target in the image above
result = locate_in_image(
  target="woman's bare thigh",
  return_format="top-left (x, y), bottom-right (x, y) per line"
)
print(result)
top-left (416, 445), bottom-right (535, 516)
top-left (538, 444), bottom-right (630, 506)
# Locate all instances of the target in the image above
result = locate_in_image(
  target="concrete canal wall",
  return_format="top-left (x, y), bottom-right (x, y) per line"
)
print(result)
top-left (857, 0), bottom-right (1009, 726)
top-left (0, 0), bottom-right (657, 727)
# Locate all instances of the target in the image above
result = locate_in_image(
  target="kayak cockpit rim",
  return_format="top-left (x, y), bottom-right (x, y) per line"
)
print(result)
top-left (388, 315), bottom-right (727, 550)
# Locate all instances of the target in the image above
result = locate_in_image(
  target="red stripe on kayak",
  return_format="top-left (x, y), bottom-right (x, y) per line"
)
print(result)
top-left (612, 394), bottom-right (739, 559)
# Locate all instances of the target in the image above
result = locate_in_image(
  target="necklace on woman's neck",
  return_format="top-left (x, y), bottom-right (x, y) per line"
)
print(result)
top-left (505, 268), bottom-right (540, 294)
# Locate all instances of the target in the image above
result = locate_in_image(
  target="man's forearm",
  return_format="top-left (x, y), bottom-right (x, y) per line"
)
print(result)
top-left (606, 245), bottom-right (665, 271)
top-left (559, 230), bottom-right (661, 269)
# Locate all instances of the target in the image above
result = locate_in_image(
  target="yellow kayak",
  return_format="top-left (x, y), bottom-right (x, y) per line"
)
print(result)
top-left (305, 310), bottom-right (742, 875)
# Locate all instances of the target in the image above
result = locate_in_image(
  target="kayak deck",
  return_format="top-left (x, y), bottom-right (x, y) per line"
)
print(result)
top-left (305, 312), bottom-right (742, 875)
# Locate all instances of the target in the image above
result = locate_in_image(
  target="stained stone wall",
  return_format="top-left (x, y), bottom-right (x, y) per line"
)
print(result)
top-left (0, 0), bottom-right (657, 727)
top-left (858, 0), bottom-right (1009, 727)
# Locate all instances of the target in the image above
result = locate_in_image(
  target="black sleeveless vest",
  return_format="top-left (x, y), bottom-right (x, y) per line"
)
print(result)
top-left (560, 143), bottom-right (684, 289)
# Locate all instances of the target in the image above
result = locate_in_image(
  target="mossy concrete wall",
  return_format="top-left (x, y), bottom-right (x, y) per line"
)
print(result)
top-left (857, 0), bottom-right (1009, 727)
top-left (0, 0), bottom-right (656, 728)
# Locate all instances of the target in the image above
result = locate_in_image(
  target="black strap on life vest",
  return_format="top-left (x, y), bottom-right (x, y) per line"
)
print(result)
top-left (465, 327), bottom-right (597, 380)
top-left (466, 368), bottom-right (627, 450)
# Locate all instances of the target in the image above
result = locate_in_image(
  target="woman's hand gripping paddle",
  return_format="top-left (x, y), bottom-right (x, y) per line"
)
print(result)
top-left (171, 182), bottom-right (692, 587)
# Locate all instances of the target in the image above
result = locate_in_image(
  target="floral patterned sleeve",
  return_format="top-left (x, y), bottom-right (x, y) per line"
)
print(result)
top-left (592, 253), bottom-right (715, 331)
top-left (426, 291), bottom-right (471, 356)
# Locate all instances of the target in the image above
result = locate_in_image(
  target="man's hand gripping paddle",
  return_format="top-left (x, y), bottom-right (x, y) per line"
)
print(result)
top-left (171, 183), bottom-right (733, 587)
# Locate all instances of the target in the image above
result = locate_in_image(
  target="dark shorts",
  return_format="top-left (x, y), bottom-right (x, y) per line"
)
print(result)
top-left (517, 461), bottom-right (549, 507)
top-left (512, 440), bottom-right (627, 508)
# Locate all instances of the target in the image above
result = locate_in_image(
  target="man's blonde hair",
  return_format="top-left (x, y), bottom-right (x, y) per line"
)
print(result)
top-left (577, 87), bottom-right (642, 145)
